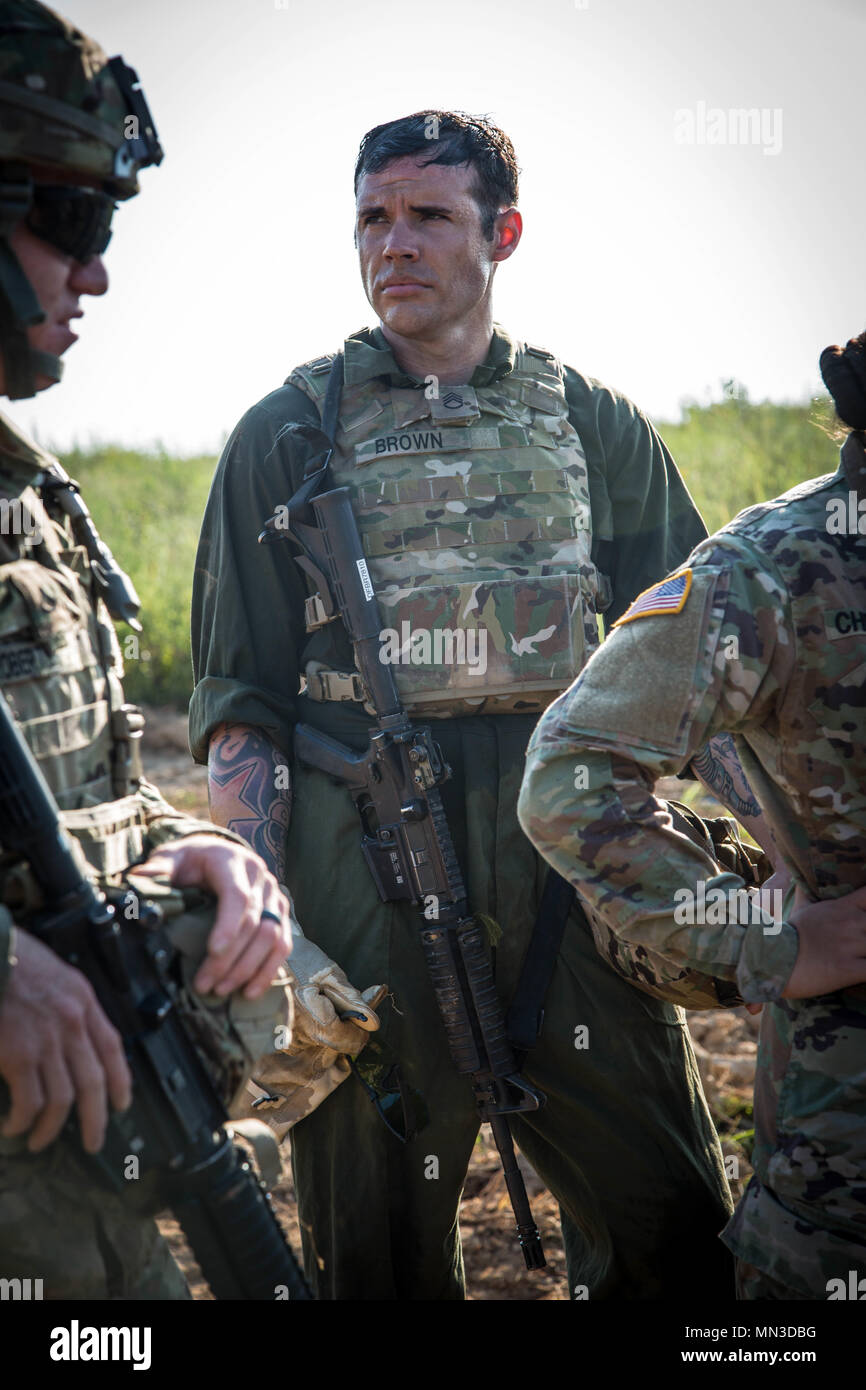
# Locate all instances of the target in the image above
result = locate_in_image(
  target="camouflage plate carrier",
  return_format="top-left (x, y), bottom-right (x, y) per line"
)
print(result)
top-left (0, 416), bottom-right (146, 846)
top-left (0, 413), bottom-right (282, 1124)
top-left (288, 334), bottom-right (610, 718)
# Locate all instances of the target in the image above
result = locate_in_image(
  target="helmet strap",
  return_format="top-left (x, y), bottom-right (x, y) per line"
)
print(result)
top-left (0, 165), bottom-right (62, 400)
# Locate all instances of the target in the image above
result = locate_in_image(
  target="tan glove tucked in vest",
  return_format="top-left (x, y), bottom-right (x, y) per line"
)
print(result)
top-left (244, 915), bottom-right (386, 1139)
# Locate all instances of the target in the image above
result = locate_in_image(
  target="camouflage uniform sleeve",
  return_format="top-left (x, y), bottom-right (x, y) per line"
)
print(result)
top-left (563, 368), bottom-right (708, 622)
top-left (188, 383), bottom-right (320, 765)
top-left (0, 906), bottom-right (13, 1002)
top-left (136, 776), bottom-right (249, 856)
top-left (518, 541), bottom-right (800, 1003)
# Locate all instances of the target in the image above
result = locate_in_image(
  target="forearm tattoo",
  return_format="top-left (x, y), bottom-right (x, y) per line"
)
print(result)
top-left (208, 724), bottom-right (291, 882)
top-left (692, 733), bottom-right (761, 819)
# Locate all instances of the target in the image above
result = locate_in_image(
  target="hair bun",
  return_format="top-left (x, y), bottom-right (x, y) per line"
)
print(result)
top-left (819, 332), bottom-right (866, 430)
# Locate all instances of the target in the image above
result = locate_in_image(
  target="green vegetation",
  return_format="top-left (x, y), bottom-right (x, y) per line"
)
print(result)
top-left (662, 388), bottom-right (837, 536)
top-left (63, 445), bottom-right (217, 709)
top-left (717, 1098), bottom-right (756, 1165)
top-left (63, 391), bottom-right (839, 710)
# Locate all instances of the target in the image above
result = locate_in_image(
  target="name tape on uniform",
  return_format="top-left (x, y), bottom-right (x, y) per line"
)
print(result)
top-left (355, 425), bottom-right (502, 464)
top-left (824, 609), bottom-right (866, 639)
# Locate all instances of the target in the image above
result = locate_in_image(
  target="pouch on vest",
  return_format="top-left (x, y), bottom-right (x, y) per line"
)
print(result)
top-left (289, 343), bottom-right (611, 717)
top-left (0, 558), bottom-right (119, 803)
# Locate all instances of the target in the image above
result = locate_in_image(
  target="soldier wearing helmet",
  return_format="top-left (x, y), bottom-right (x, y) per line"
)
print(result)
top-left (0, 0), bottom-right (161, 399)
top-left (0, 1), bottom-right (377, 1300)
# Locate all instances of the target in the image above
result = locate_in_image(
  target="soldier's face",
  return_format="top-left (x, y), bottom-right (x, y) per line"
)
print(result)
top-left (0, 173), bottom-right (109, 398)
top-left (355, 157), bottom-right (516, 341)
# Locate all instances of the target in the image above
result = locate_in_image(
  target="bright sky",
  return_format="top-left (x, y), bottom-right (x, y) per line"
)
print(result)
top-left (6, 0), bottom-right (865, 454)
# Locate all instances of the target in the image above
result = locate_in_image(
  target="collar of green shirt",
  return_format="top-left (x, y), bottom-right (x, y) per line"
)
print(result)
top-left (342, 322), bottom-right (518, 391)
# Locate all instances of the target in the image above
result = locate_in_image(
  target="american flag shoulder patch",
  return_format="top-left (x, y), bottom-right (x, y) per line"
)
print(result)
top-left (611, 568), bottom-right (693, 627)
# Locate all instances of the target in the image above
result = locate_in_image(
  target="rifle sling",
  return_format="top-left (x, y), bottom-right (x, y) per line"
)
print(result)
top-left (318, 350), bottom-right (344, 460)
top-left (299, 350), bottom-right (344, 494)
top-left (274, 352), bottom-right (346, 520)
top-left (322, 358), bottom-right (572, 1061)
top-left (506, 868), bottom-right (575, 1061)
top-left (312, 353), bottom-right (573, 1064)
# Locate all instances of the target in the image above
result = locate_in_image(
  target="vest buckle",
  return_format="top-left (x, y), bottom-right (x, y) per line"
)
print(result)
top-left (304, 666), bottom-right (366, 703)
top-left (304, 592), bottom-right (333, 632)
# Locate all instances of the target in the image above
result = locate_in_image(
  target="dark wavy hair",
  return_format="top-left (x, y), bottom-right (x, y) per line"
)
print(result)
top-left (354, 110), bottom-right (520, 240)
top-left (819, 332), bottom-right (866, 432)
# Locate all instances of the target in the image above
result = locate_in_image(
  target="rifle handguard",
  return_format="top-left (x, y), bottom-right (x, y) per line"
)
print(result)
top-left (174, 1137), bottom-right (312, 1301)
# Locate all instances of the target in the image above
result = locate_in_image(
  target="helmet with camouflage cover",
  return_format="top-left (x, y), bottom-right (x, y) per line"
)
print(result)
top-left (0, 0), bottom-right (162, 398)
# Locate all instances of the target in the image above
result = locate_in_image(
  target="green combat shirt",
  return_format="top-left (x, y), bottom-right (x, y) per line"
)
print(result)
top-left (189, 324), bottom-right (707, 760)
top-left (189, 324), bottom-right (736, 1301)
top-left (518, 437), bottom-right (866, 1298)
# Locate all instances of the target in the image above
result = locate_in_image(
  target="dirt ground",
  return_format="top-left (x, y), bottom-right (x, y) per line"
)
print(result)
top-left (142, 706), bottom-right (759, 1301)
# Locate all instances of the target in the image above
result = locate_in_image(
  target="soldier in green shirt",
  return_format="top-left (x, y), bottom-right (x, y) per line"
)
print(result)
top-left (191, 110), bottom-right (738, 1299)
top-left (519, 334), bottom-right (866, 1299)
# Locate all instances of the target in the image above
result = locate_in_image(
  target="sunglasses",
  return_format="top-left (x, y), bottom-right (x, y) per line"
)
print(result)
top-left (25, 185), bottom-right (116, 264)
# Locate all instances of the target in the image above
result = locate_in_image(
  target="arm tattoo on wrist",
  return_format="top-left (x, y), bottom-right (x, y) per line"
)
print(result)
top-left (692, 733), bottom-right (761, 819)
top-left (208, 725), bottom-right (291, 881)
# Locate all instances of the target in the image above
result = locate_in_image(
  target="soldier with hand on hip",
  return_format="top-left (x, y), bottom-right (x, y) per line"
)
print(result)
top-left (519, 331), bottom-right (866, 1301)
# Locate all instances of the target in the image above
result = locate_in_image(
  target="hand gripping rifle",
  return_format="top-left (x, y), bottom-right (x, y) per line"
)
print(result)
top-left (0, 689), bottom-right (312, 1300)
top-left (259, 397), bottom-right (546, 1269)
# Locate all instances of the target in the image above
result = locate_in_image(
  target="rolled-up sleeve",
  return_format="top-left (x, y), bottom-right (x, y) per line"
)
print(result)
top-left (136, 777), bottom-right (247, 854)
top-left (189, 385), bottom-right (319, 764)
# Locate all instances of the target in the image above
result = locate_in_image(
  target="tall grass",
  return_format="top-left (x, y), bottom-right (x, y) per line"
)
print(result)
top-left (663, 391), bottom-right (837, 536)
top-left (64, 445), bottom-right (216, 708)
top-left (64, 392), bottom-right (839, 709)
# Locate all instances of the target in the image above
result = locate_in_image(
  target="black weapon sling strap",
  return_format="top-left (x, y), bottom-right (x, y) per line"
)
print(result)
top-left (506, 870), bottom-right (575, 1064)
top-left (281, 349), bottom-right (346, 512)
top-left (289, 349), bottom-right (577, 1066)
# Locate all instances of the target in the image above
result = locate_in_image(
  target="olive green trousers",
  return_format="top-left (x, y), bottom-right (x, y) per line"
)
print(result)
top-left (287, 713), bottom-right (735, 1300)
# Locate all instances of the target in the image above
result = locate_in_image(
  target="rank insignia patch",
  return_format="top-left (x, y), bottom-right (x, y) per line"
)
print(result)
top-left (611, 568), bottom-right (693, 627)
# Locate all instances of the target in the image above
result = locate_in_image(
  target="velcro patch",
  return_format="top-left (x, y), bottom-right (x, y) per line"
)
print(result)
top-left (428, 386), bottom-right (480, 425)
top-left (611, 568), bottom-right (692, 627)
